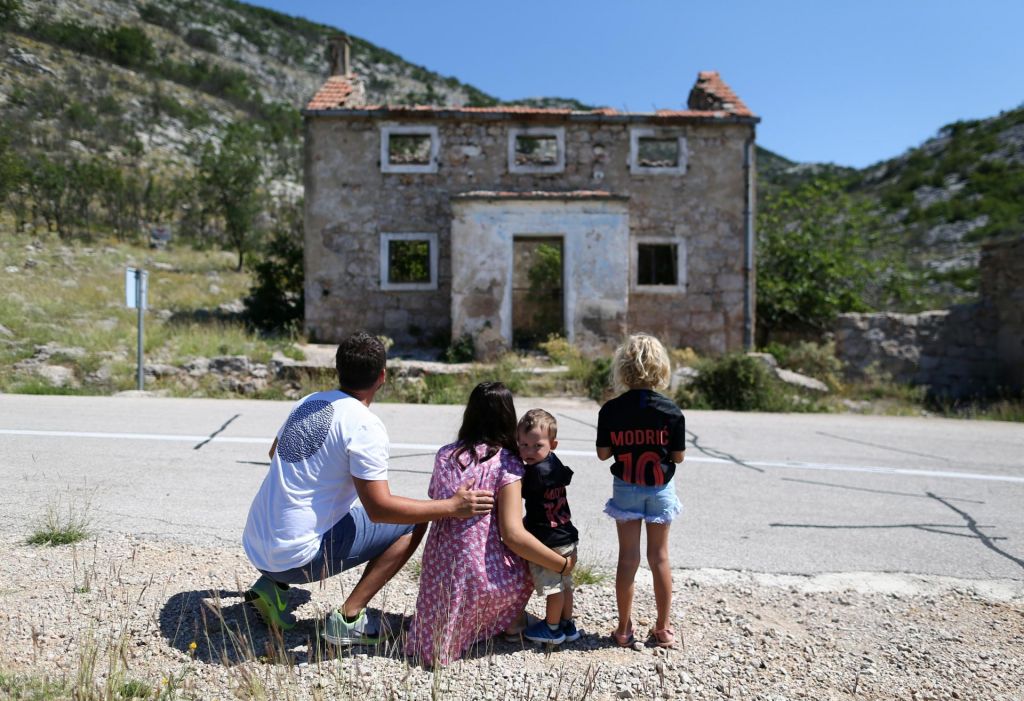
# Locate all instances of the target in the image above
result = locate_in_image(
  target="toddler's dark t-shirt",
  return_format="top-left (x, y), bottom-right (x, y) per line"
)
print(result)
top-left (596, 389), bottom-right (686, 486)
top-left (521, 452), bottom-right (578, 548)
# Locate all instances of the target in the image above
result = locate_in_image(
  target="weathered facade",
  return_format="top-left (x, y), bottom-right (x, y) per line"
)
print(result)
top-left (302, 37), bottom-right (759, 356)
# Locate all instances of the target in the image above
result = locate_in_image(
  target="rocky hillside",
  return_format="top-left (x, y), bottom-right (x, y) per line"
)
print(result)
top-left (848, 107), bottom-right (1024, 301)
top-left (0, 0), bottom-right (505, 181)
top-left (2, 0), bottom-right (1020, 310)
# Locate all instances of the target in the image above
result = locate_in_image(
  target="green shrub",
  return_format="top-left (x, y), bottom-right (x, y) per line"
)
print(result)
top-left (139, 3), bottom-right (180, 32)
top-left (585, 357), bottom-right (612, 402)
top-left (185, 27), bottom-right (219, 53)
top-left (763, 340), bottom-right (844, 391)
top-left (444, 334), bottom-right (475, 363)
top-left (0, 0), bottom-right (23, 29)
top-left (689, 354), bottom-right (787, 412)
top-left (538, 334), bottom-right (580, 365)
top-left (244, 204), bottom-right (304, 334)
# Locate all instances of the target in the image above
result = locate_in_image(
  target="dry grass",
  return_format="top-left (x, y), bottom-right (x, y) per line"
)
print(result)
top-left (0, 232), bottom-right (301, 396)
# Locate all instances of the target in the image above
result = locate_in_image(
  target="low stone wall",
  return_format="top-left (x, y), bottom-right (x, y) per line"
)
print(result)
top-left (835, 235), bottom-right (1023, 399)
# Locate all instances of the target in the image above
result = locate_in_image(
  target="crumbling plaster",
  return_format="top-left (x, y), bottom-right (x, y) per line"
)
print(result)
top-left (451, 198), bottom-right (630, 355)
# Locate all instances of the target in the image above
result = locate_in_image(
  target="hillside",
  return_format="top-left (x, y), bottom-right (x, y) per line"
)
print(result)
top-left (848, 106), bottom-right (1024, 302)
top-left (0, 0), bottom-right (502, 182)
top-left (2, 0), bottom-right (1021, 312)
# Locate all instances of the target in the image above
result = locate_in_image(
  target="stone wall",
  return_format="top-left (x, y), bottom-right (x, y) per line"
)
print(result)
top-left (982, 236), bottom-right (1024, 391)
top-left (836, 235), bottom-right (1023, 398)
top-left (303, 114), bottom-right (753, 354)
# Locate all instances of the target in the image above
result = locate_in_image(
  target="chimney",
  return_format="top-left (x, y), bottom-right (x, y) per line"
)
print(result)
top-left (328, 34), bottom-right (352, 76)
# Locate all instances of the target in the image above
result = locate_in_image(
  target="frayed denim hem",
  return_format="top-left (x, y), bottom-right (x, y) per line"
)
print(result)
top-left (604, 500), bottom-right (645, 522)
top-left (644, 499), bottom-right (683, 524)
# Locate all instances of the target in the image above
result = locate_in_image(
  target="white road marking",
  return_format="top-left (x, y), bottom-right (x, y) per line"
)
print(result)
top-left (2, 428), bottom-right (1022, 484)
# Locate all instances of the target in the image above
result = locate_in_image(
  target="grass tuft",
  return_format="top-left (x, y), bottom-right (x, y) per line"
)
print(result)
top-left (572, 562), bottom-right (608, 587)
top-left (27, 493), bottom-right (92, 546)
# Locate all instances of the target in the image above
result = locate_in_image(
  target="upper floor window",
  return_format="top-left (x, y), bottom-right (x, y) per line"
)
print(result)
top-left (380, 125), bottom-right (439, 173)
top-left (380, 233), bottom-right (438, 290)
top-left (508, 127), bottom-right (565, 174)
top-left (630, 128), bottom-right (687, 175)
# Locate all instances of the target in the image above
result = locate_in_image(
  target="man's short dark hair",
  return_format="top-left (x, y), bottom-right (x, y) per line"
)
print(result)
top-left (335, 332), bottom-right (386, 391)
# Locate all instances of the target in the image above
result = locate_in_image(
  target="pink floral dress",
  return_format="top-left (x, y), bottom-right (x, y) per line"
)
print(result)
top-left (405, 442), bottom-right (532, 666)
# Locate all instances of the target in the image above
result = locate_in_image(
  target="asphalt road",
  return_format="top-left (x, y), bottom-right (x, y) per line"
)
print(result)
top-left (2, 393), bottom-right (1022, 580)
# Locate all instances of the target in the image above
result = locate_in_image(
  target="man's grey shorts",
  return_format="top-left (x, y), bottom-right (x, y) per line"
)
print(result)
top-left (260, 506), bottom-right (414, 585)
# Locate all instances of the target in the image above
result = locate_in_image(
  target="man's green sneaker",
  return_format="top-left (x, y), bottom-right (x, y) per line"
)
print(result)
top-left (243, 575), bottom-right (296, 630)
top-left (322, 608), bottom-right (383, 646)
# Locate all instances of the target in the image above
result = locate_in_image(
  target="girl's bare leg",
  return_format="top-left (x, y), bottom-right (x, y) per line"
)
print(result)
top-left (645, 521), bottom-right (672, 631)
top-left (614, 519), bottom-right (643, 638)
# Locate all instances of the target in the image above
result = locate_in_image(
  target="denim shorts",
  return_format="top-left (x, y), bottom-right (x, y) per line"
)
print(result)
top-left (260, 505), bottom-right (414, 585)
top-left (604, 478), bottom-right (682, 524)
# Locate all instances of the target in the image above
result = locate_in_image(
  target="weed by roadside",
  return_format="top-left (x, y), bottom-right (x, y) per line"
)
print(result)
top-left (27, 492), bottom-right (92, 546)
top-left (572, 562), bottom-right (607, 587)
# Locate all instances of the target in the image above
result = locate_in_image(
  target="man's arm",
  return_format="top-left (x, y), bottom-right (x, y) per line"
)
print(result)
top-left (596, 446), bottom-right (613, 460)
top-left (353, 477), bottom-right (494, 524)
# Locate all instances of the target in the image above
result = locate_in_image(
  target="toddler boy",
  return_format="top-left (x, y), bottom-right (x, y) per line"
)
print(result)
top-left (517, 409), bottom-right (582, 645)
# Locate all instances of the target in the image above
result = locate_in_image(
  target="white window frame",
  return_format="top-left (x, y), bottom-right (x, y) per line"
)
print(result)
top-left (380, 232), bottom-right (438, 291)
top-left (508, 126), bottom-right (565, 174)
top-left (380, 124), bottom-right (440, 174)
top-left (632, 237), bottom-right (687, 293)
top-left (629, 128), bottom-right (688, 175)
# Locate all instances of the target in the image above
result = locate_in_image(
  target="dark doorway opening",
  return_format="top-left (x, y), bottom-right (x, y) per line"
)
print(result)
top-left (512, 237), bottom-right (564, 348)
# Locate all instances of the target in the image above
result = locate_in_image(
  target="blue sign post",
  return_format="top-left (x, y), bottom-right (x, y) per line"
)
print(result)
top-left (125, 267), bottom-right (148, 390)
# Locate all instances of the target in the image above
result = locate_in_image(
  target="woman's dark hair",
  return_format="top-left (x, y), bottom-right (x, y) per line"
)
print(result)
top-left (453, 381), bottom-right (518, 467)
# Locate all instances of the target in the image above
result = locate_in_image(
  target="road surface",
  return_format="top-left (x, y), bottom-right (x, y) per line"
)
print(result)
top-left (1, 393), bottom-right (1022, 580)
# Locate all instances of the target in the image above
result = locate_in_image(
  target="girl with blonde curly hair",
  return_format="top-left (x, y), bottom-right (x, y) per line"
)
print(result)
top-left (596, 333), bottom-right (686, 649)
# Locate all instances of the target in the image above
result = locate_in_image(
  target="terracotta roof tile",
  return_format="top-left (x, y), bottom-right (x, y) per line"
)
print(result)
top-left (305, 76), bottom-right (355, 110)
top-left (687, 71), bottom-right (753, 116)
top-left (305, 72), bottom-right (756, 120)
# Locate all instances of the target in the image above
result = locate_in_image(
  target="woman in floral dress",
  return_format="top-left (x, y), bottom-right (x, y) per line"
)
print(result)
top-left (405, 382), bottom-right (577, 666)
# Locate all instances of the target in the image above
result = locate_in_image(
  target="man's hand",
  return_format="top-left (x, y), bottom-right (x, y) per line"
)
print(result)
top-left (448, 478), bottom-right (495, 518)
top-left (562, 551), bottom-right (578, 575)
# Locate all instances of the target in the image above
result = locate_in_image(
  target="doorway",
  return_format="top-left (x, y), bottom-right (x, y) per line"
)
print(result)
top-left (512, 237), bottom-right (564, 348)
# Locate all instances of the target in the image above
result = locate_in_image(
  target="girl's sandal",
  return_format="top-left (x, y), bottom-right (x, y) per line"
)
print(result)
top-left (612, 624), bottom-right (635, 648)
top-left (651, 627), bottom-right (677, 649)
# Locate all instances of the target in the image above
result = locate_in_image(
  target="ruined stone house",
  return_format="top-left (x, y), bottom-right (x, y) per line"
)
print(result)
top-left (302, 37), bottom-right (759, 356)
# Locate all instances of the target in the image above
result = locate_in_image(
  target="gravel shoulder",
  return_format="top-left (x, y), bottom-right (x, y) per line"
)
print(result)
top-left (2, 530), bottom-right (1022, 701)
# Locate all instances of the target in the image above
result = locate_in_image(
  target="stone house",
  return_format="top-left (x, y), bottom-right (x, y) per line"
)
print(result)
top-left (302, 37), bottom-right (759, 357)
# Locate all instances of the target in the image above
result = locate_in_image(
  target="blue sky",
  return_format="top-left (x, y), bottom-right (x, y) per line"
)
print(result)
top-left (249, 0), bottom-right (1024, 168)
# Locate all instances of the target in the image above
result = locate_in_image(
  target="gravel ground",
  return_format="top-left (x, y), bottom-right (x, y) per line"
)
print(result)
top-left (2, 531), bottom-right (1022, 701)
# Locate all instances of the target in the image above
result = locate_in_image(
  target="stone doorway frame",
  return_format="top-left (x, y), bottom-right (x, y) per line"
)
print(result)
top-left (450, 193), bottom-right (631, 353)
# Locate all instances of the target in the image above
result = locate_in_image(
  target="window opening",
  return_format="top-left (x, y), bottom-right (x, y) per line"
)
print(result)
top-left (514, 135), bottom-right (559, 167)
top-left (388, 133), bottom-right (432, 166)
top-left (388, 239), bottom-right (431, 284)
top-left (637, 138), bottom-right (680, 169)
top-left (637, 243), bottom-right (678, 286)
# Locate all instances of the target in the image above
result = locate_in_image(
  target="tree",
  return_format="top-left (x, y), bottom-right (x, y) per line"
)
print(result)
top-left (0, 0), bottom-right (22, 30)
top-left (0, 131), bottom-right (25, 206)
top-left (28, 156), bottom-right (72, 236)
top-left (199, 124), bottom-right (264, 270)
top-left (245, 199), bottom-right (304, 334)
top-left (756, 178), bottom-right (908, 344)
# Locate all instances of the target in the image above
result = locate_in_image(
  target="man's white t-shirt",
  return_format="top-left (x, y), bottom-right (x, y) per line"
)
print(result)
top-left (242, 390), bottom-right (389, 572)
